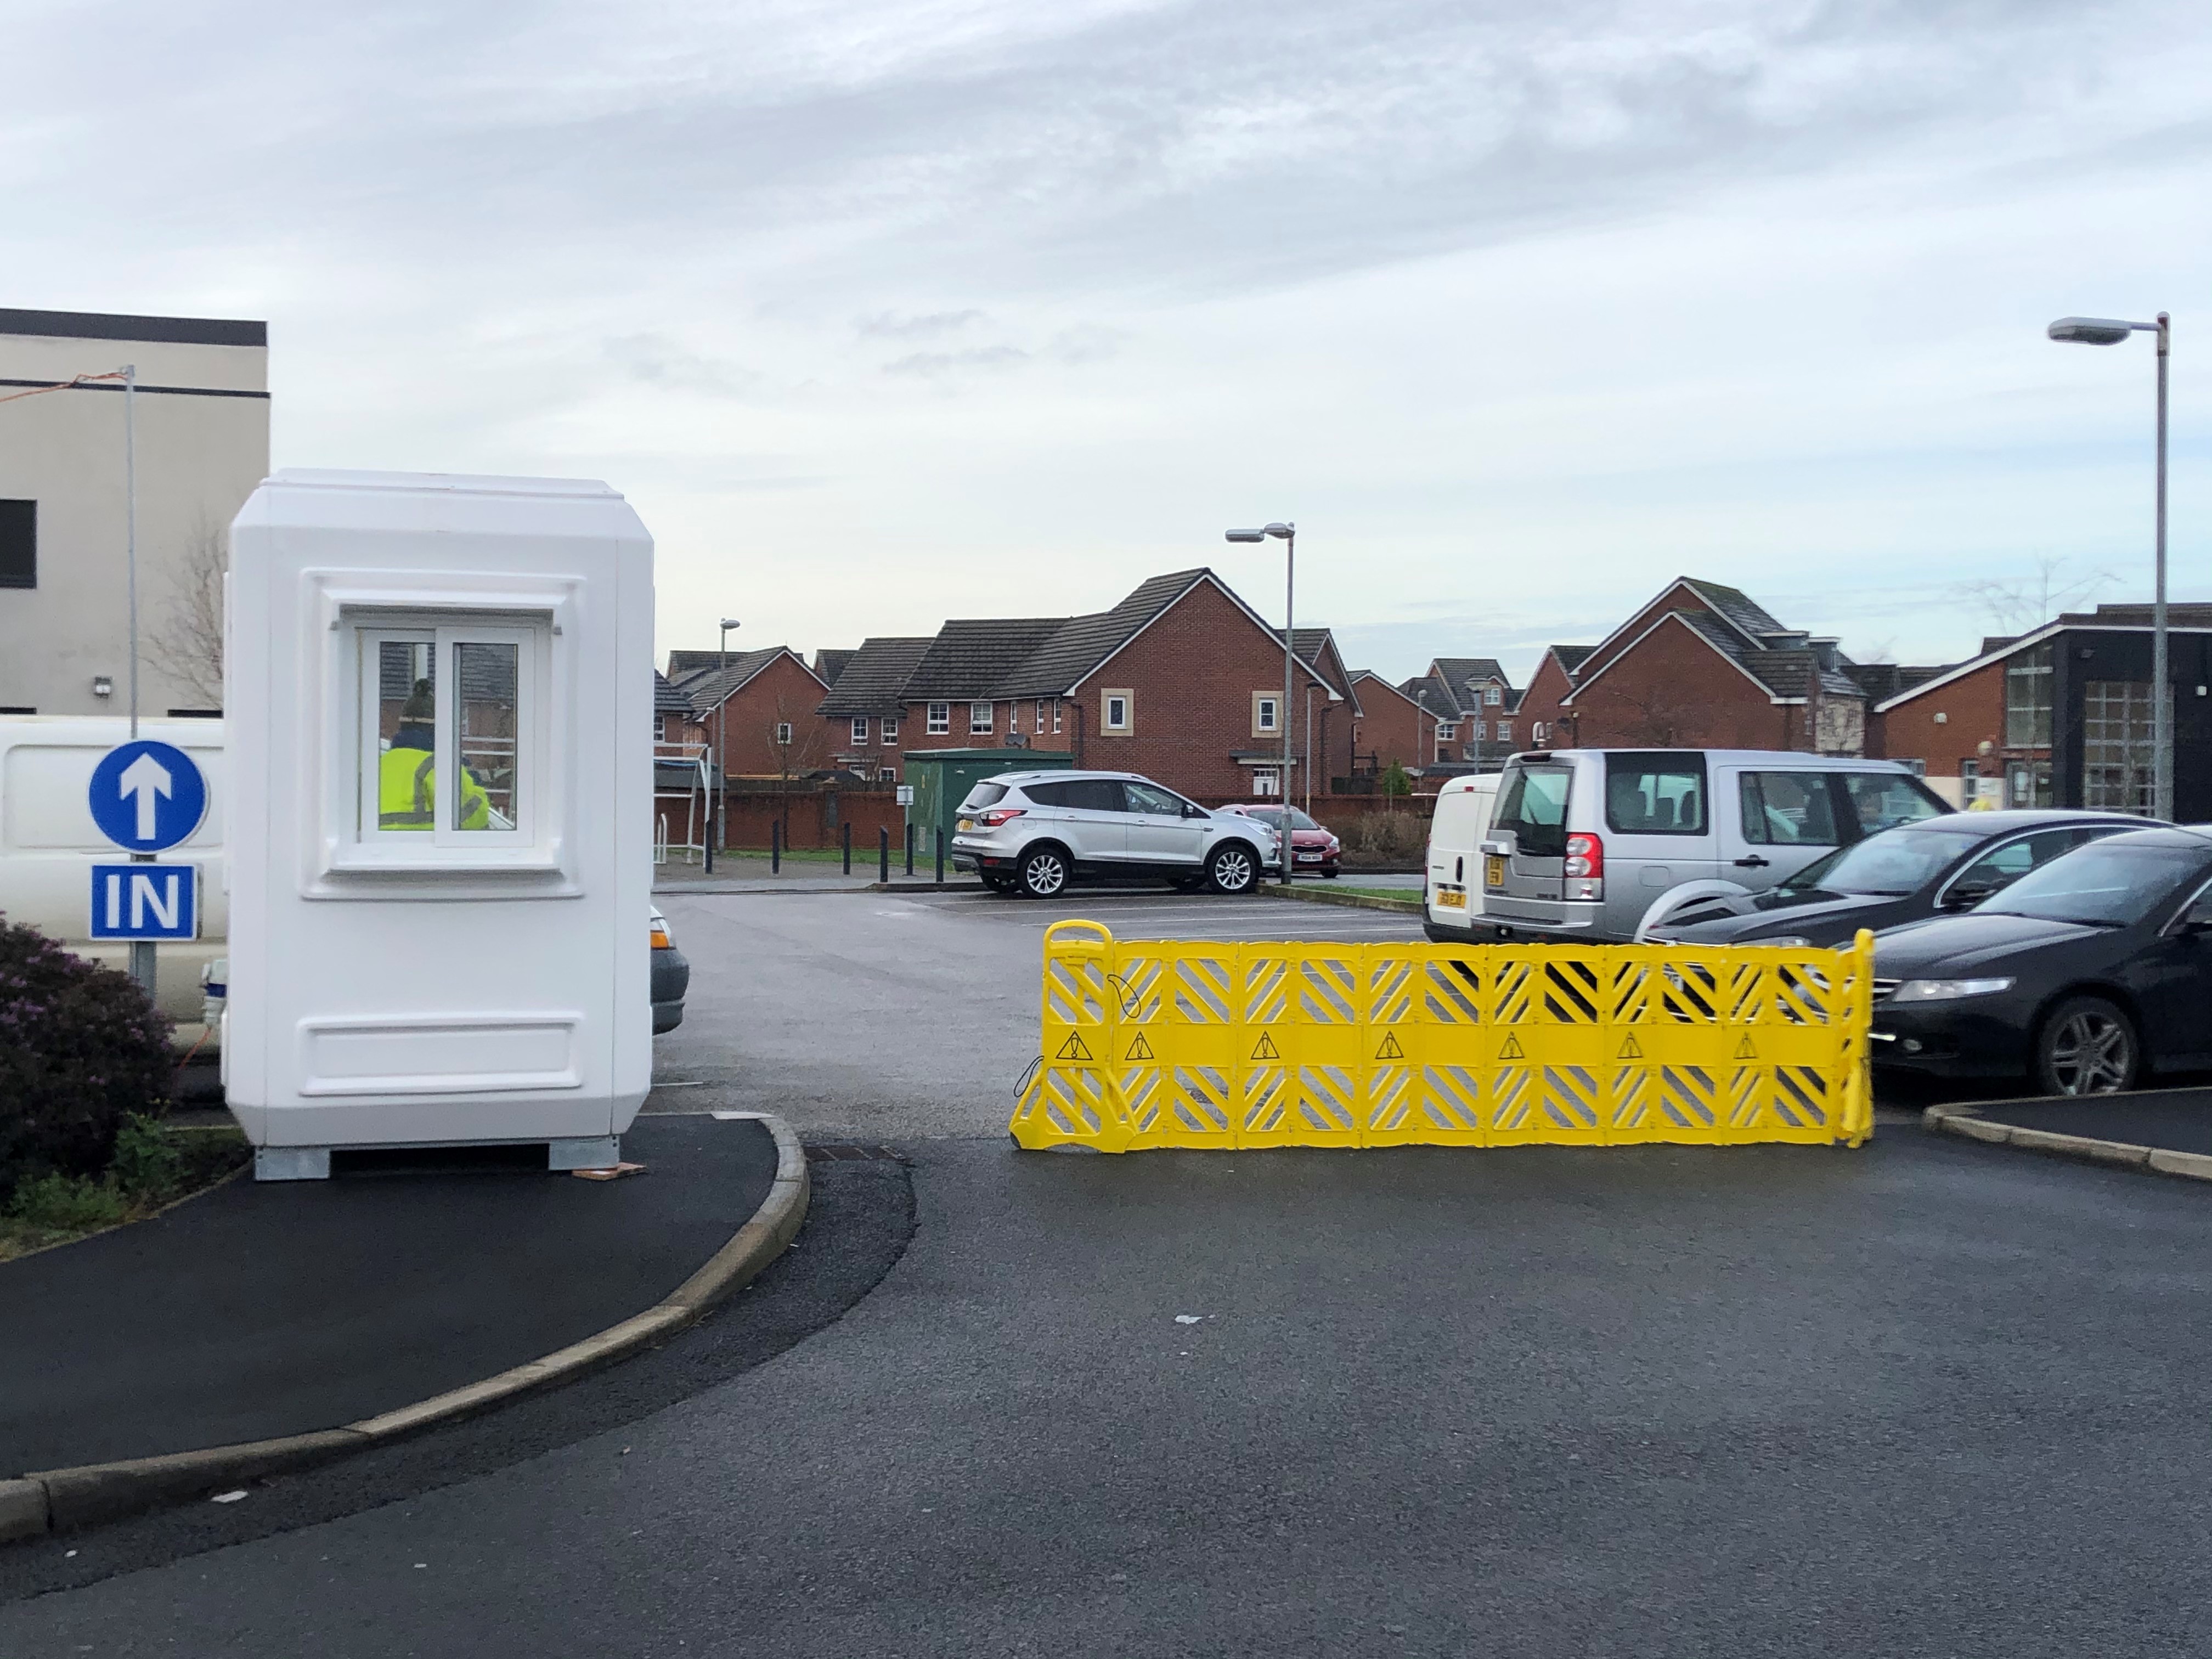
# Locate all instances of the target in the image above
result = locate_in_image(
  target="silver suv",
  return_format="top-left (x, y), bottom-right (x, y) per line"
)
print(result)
top-left (949, 770), bottom-right (1281, 898)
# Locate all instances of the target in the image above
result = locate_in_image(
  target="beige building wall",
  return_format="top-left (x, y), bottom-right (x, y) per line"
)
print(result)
top-left (0, 308), bottom-right (269, 716)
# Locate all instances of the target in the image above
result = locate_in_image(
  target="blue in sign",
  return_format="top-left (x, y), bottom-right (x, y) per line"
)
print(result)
top-left (87, 740), bottom-right (208, 853)
top-left (90, 864), bottom-right (199, 941)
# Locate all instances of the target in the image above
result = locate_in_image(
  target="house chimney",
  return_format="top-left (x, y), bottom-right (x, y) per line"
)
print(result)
top-left (1809, 637), bottom-right (1841, 672)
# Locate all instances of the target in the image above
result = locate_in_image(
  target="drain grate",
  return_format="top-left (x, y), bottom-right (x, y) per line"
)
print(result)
top-left (805, 1142), bottom-right (906, 1164)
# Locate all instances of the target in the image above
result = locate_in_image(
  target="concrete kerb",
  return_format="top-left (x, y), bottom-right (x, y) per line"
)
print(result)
top-left (1256, 884), bottom-right (1423, 915)
top-left (1922, 1102), bottom-right (2203, 1179)
top-left (0, 1111), bottom-right (810, 1545)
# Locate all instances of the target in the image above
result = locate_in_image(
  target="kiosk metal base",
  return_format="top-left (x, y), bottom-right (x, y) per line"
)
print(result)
top-left (255, 1147), bottom-right (332, 1182)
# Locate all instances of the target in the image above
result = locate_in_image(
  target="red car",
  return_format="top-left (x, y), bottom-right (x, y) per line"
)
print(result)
top-left (1222, 804), bottom-right (1341, 877)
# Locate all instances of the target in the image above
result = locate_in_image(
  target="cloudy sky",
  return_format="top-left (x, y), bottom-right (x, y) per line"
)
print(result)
top-left (10, 0), bottom-right (2208, 682)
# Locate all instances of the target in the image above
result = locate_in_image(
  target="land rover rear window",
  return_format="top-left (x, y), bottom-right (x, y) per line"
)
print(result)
top-left (1492, 764), bottom-right (1570, 858)
top-left (1605, 754), bottom-right (1706, 836)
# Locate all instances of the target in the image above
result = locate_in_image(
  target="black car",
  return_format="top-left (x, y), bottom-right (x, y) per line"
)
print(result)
top-left (1870, 826), bottom-right (2212, 1095)
top-left (1643, 810), bottom-right (2146, 949)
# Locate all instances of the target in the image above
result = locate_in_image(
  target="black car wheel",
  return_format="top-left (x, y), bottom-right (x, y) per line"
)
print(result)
top-left (1207, 843), bottom-right (1257, 895)
top-left (1017, 845), bottom-right (1069, 900)
top-left (2035, 995), bottom-right (2141, 1096)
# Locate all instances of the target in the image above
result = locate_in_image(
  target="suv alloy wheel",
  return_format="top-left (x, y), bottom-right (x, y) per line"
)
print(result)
top-left (1017, 845), bottom-right (1070, 899)
top-left (1206, 843), bottom-right (1257, 895)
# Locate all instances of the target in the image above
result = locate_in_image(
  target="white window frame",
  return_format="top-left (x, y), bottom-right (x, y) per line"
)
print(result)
top-left (927, 702), bottom-right (951, 735)
top-left (882, 715), bottom-right (899, 742)
top-left (353, 620), bottom-right (544, 858)
top-left (1484, 685), bottom-right (1502, 706)
top-left (1474, 719), bottom-right (1487, 741)
top-left (851, 716), bottom-right (869, 745)
top-left (1497, 721), bottom-right (1511, 744)
top-left (1052, 699), bottom-right (1063, 733)
top-left (775, 721), bottom-right (793, 745)
top-left (969, 701), bottom-right (994, 734)
top-left (1102, 690), bottom-right (1133, 735)
top-left (878, 766), bottom-right (897, 782)
top-left (1036, 698), bottom-right (1047, 731)
top-left (1254, 693), bottom-right (1280, 735)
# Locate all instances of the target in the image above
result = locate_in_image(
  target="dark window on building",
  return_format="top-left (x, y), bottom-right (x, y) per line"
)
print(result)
top-left (2005, 642), bottom-right (2052, 747)
top-left (0, 500), bottom-right (34, 589)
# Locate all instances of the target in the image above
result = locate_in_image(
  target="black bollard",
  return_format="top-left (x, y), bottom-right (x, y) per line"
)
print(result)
top-left (842, 821), bottom-right (852, 876)
top-left (771, 820), bottom-right (781, 874)
top-left (934, 827), bottom-right (944, 885)
top-left (905, 822), bottom-right (916, 877)
top-left (878, 825), bottom-right (890, 883)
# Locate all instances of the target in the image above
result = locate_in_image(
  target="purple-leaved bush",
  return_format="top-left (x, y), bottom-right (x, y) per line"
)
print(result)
top-left (0, 916), bottom-right (173, 1200)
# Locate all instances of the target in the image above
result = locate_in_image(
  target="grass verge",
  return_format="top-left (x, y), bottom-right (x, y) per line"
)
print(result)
top-left (0, 1119), bottom-right (251, 1263)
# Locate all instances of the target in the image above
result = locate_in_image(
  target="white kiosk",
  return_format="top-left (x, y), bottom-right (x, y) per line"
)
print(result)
top-left (224, 470), bottom-right (654, 1179)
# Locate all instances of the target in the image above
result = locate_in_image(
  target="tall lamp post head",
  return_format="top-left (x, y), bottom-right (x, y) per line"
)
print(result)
top-left (2047, 315), bottom-right (2158, 346)
top-left (1224, 528), bottom-right (1266, 543)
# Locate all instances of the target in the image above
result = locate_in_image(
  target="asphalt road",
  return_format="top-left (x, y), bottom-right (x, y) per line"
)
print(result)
top-left (648, 887), bottom-right (1426, 1139)
top-left (11, 1131), bottom-right (2212, 1655)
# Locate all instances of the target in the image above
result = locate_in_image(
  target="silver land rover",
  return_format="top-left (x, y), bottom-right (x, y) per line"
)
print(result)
top-left (1460, 748), bottom-right (1952, 944)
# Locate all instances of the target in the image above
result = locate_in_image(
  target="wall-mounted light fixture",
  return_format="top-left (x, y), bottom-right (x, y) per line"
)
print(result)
top-left (91, 675), bottom-right (113, 698)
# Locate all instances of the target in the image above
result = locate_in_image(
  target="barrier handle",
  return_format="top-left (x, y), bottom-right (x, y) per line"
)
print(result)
top-left (1043, 918), bottom-right (1114, 950)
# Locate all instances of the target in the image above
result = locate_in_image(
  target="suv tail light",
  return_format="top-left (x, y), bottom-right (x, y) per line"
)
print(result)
top-left (979, 808), bottom-right (1026, 827)
top-left (1564, 832), bottom-right (1604, 899)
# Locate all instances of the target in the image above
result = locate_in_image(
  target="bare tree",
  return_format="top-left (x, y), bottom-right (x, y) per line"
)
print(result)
top-left (1954, 556), bottom-right (2114, 639)
top-left (144, 521), bottom-right (226, 708)
top-left (1584, 681), bottom-right (1703, 748)
top-left (769, 696), bottom-right (826, 839)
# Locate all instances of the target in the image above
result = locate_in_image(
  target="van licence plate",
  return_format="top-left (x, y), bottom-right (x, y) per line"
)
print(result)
top-left (1485, 855), bottom-right (1504, 887)
top-left (1437, 888), bottom-right (1466, 910)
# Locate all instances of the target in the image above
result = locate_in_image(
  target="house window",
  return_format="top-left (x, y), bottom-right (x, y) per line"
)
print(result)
top-left (878, 767), bottom-right (897, 782)
top-left (1254, 693), bottom-right (1280, 735)
top-left (1899, 757), bottom-right (1927, 776)
top-left (1252, 768), bottom-right (1280, 797)
top-left (1474, 720), bottom-right (1487, 741)
top-left (2006, 643), bottom-right (2053, 747)
top-left (1959, 759), bottom-right (1979, 780)
top-left (1484, 686), bottom-right (1502, 706)
top-left (1437, 721), bottom-right (1455, 742)
top-left (1102, 690), bottom-right (1133, 734)
top-left (882, 715), bottom-right (899, 742)
top-left (927, 702), bottom-right (950, 734)
top-left (775, 721), bottom-right (793, 745)
top-left (851, 716), bottom-right (869, 745)
top-left (1497, 722), bottom-right (1512, 745)
top-left (1036, 699), bottom-right (1047, 731)
top-left (1052, 700), bottom-right (1063, 733)
top-left (969, 701), bottom-right (994, 734)
top-left (0, 500), bottom-right (32, 589)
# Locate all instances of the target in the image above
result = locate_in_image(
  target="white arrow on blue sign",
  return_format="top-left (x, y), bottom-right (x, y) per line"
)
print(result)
top-left (87, 740), bottom-right (208, 853)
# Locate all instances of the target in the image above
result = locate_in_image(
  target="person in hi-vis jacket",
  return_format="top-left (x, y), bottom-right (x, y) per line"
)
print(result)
top-left (379, 679), bottom-right (491, 830)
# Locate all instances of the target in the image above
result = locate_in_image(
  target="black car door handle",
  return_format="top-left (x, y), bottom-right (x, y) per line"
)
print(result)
top-left (1734, 855), bottom-right (1770, 868)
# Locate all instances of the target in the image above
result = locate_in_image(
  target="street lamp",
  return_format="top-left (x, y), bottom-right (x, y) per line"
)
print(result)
top-left (706, 617), bottom-right (740, 873)
top-left (2048, 312), bottom-right (2171, 820)
top-left (1227, 521), bottom-right (1296, 883)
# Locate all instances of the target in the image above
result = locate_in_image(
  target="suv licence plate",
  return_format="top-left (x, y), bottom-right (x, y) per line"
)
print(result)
top-left (1485, 855), bottom-right (1504, 887)
top-left (957, 818), bottom-right (974, 832)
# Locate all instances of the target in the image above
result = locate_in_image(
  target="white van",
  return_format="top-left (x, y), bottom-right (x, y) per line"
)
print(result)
top-left (0, 715), bottom-right (227, 1041)
top-left (1424, 747), bottom-right (1951, 945)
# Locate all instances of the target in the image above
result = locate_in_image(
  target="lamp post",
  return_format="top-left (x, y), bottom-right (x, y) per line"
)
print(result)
top-left (705, 617), bottom-right (740, 872)
top-left (1227, 521), bottom-right (1295, 883)
top-left (2048, 313), bottom-right (2171, 820)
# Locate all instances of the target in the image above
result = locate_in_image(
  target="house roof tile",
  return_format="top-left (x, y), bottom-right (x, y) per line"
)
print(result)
top-left (681, 646), bottom-right (796, 715)
top-left (904, 618), bottom-right (1073, 701)
top-left (994, 569), bottom-right (1212, 698)
top-left (816, 636), bottom-right (936, 716)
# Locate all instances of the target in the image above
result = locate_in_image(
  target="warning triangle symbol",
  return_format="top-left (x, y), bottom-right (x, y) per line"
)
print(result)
top-left (1251, 1031), bottom-right (1280, 1061)
top-left (1056, 1031), bottom-right (1093, 1062)
top-left (1616, 1032), bottom-right (1644, 1059)
top-left (1498, 1034), bottom-right (1525, 1061)
top-left (1126, 1031), bottom-right (1154, 1062)
top-left (1375, 1031), bottom-right (1405, 1061)
top-left (1734, 1034), bottom-right (1758, 1061)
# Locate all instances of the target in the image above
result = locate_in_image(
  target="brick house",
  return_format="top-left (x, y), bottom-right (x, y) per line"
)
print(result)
top-left (1347, 669), bottom-right (1437, 777)
top-left (815, 569), bottom-right (1356, 802)
top-left (1868, 602), bottom-right (2212, 816)
top-left (668, 645), bottom-right (837, 781)
top-left (1539, 577), bottom-right (1867, 755)
top-left (1515, 645), bottom-right (1594, 750)
top-left (1401, 657), bottom-right (1523, 772)
top-left (814, 636), bottom-right (935, 781)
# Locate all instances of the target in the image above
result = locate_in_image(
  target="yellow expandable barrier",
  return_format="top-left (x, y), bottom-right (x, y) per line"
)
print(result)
top-left (1010, 922), bottom-right (1875, 1152)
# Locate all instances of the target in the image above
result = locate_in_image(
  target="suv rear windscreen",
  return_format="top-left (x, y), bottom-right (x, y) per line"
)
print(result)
top-left (1492, 763), bottom-right (1570, 858)
top-left (960, 783), bottom-right (1009, 810)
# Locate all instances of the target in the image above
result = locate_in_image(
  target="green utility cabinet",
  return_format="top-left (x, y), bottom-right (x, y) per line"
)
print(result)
top-left (902, 747), bottom-right (1074, 855)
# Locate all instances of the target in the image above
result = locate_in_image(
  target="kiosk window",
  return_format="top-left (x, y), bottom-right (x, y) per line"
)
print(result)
top-left (358, 624), bottom-right (540, 850)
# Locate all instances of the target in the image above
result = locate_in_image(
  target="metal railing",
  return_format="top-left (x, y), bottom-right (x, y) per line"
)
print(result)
top-left (1011, 924), bottom-right (1876, 1152)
